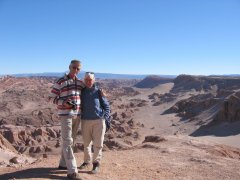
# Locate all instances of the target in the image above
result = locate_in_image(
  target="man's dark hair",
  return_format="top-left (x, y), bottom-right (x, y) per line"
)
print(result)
top-left (71, 59), bottom-right (81, 64)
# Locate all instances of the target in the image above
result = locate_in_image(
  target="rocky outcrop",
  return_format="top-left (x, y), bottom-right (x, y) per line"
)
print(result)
top-left (172, 75), bottom-right (240, 92)
top-left (134, 75), bottom-right (173, 88)
top-left (143, 135), bottom-right (167, 143)
top-left (0, 77), bottom-right (57, 126)
top-left (163, 93), bottom-right (218, 119)
top-left (0, 125), bottom-right (60, 154)
top-left (0, 133), bottom-right (36, 167)
top-left (149, 92), bottom-right (177, 106)
top-left (172, 75), bottom-right (212, 92)
top-left (0, 134), bottom-right (17, 153)
top-left (212, 93), bottom-right (240, 123)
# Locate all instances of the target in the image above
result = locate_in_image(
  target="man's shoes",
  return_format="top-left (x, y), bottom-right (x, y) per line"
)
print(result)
top-left (67, 172), bottom-right (82, 180)
top-left (79, 162), bottom-right (90, 170)
top-left (58, 165), bottom-right (67, 170)
top-left (91, 162), bottom-right (100, 174)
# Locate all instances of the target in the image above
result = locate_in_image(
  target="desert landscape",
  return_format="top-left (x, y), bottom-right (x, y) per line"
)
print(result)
top-left (0, 74), bottom-right (240, 180)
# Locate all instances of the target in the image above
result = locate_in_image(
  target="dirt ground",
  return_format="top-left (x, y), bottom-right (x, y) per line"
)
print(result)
top-left (1, 79), bottom-right (240, 180)
top-left (0, 135), bottom-right (240, 180)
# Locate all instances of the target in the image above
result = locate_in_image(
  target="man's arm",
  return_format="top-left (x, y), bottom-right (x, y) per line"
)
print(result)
top-left (48, 80), bottom-right (65, 106)
top-left (48, 82), bottom-right (60, 104)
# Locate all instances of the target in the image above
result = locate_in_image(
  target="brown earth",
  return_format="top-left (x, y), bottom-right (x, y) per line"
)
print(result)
top-left (0, 75), bottom-right (240, 179)
top-left (0, 135), bottom-right (240, 180)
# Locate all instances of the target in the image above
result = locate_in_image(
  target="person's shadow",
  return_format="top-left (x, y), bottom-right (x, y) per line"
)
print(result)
top-left (0, 167), bottom-right (67, 180)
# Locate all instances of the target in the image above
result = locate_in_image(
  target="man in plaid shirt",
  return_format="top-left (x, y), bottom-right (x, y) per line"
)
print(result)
top-left (49, 60), bottom-right (84, 180)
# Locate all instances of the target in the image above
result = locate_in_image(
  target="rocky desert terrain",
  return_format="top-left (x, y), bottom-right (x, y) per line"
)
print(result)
top-left (0, 74), bottom-right (240, 180)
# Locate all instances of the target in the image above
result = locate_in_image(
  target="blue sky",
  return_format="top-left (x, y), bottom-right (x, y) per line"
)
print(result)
top-left (0, 0), bottom-right (239, 75)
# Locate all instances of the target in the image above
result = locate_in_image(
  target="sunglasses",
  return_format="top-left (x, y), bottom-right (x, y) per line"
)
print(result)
top-left (72, 66), bottom-right (80, 70)
top-left (85, 72), bottom-right (94, 74)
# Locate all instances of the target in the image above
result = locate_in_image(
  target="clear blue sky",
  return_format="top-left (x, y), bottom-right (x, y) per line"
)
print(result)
top-left (0, 0), bottom-right (239, 75)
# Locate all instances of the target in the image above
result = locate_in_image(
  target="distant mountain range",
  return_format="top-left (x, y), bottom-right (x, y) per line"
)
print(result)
top-left (0, 72), bottom-right (177, 79)
top-left (210, 74), bottom-right (240, 77)
top-left (1, 72), bottom-right (240, 79)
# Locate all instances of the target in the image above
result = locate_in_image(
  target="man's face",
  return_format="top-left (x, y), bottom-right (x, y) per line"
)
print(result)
top-left (69, 62), bottom-right (81, 76)
top-left (85, 77), bottom-right (95, 88)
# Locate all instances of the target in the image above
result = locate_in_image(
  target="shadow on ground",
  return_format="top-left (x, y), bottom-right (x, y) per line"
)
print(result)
top-left (0, 167), bottom-right (67, 180)
top-left (190, 121), bottom-right (240, 137)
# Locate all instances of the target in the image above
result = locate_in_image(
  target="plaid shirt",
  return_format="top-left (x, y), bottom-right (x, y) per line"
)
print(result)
top-left (49, 74), bottom-right (85, 116)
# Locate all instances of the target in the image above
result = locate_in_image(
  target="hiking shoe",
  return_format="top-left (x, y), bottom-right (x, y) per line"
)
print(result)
top-left (58, 165), bottom-right (67, 170)
top-left (79, 162), bottom-right (90, 169)
top-left (67, 172), bottom-right (82, 180)
top-left (91, 162), bottom-right (100, 174)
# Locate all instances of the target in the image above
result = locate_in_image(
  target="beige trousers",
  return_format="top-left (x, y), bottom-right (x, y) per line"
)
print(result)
top-left (59, 116), bottom-right (80, 174)
top-left (81, 119), bottom-right (106, 164)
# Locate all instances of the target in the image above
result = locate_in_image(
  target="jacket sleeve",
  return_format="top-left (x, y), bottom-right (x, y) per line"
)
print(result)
top-left (100, 96), bottom-right (111, 120)
top-left (78, 80), bottom-right (86, 90)
top-left (49, 80), bottom-right (64, 105)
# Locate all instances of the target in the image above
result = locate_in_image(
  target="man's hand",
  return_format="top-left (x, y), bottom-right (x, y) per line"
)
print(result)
top-left (100, 89), bottom-right (107, 97)
top-left (63, 99), bottom-right (73, 108)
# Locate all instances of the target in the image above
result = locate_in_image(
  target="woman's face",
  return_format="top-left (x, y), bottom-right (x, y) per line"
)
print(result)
top-left (85, 77), bottom-right (95, 88)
